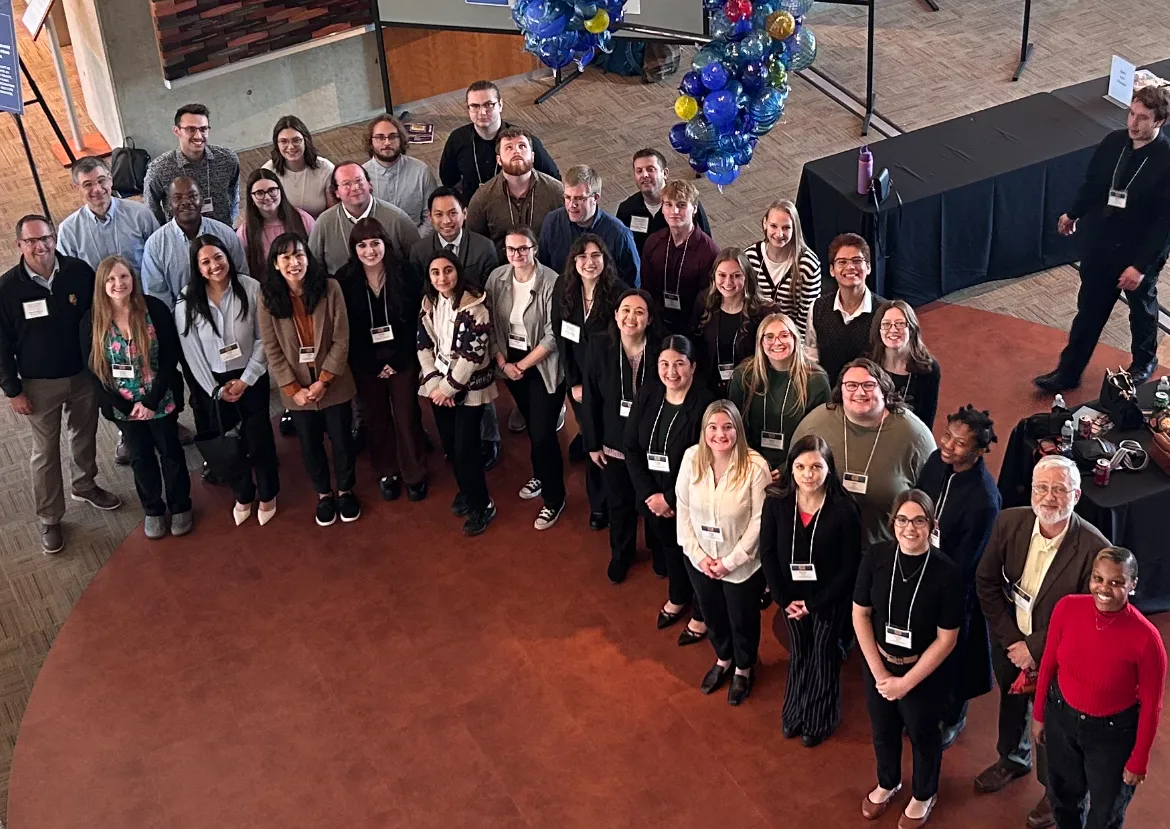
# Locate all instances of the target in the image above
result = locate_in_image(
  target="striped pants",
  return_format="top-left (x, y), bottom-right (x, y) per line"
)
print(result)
top-left (782, 602), bottom-right (847, 739)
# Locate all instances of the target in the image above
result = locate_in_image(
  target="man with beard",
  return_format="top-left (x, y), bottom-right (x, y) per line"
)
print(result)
top-left (466, 127), bottom-right (564, 258)
top-left (362, 114), bottom-right (438, 235)
top-left (975, 455), bottom-right (1108, 829)
top-left (539, 165), bottom-right (639, 284)
top-left (615, 148), bottom-right (711, 258)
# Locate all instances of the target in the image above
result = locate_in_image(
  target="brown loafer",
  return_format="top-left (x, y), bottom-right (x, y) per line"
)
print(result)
top-left (1026, 795), bottom-right (1054, 829)
top-left (897, 796), bottom-right (936, 829)
top-left (974, 760), bottom-right (1028, 794)
top-left (861, 784), bottom-right (901, 820)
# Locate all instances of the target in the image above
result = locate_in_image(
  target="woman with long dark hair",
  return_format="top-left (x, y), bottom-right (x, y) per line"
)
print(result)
top-left (337, 218), bottom-right (427, 502)
top-left (692, 247), bottom-right (775, 398)
top-left (262, 114), bottom-right (337, 218)
top-left (237, 169), bottom-right (313, 281)
top-left (867, 299), bottom-right (942, 431)
top-left (176, 235), bottom-right (279, 526)
top-left (257, 233), bottom-right (359, 526)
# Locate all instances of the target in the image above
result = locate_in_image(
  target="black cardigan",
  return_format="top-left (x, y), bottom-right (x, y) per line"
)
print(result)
top-left (79, 295), bottom-right (182, 422)
top-left (624, 380), bottom-right (713, 510)
top-left (889, 358), bottom-right (941, 433)
top-left (552, 276), bottom-right (631, 390)
top-left (580, 333), bottom-right (661, 454)
top-left (689, 301), bottom-right (775, 398)
top-left (759, 488), bottom-right (863, 613)
top-left (336, 261), bottom-right (422, 375)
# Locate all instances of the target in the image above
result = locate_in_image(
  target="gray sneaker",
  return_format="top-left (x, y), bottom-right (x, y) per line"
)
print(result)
top-left (114, 433), bottom-right (130, 465)
top-left (144, 515), bottom-right (168, 540)
top-left (71, 486), bottom-right (122, 511)
top-left (507, 407), bottom-right (527, 433)
top-left (170, 510), bottom-right (193, 536)
top-left (41, 523), bottom-right (63, 554)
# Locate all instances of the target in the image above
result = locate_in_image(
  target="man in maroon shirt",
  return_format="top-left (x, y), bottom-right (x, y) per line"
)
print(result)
top-left (640, 179), bottom-right (720, 335)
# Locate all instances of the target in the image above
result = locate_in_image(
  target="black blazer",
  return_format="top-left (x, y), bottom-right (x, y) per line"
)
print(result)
top-left (336, 261), bottom-right (422, 375)
top-left (552, 276), bottom-right (631, 390)
top-left (689, 301), bottom-right (776, 397)
top-left (79, 295), bottom-right (182, 422)
top-left (409, 228), bottom-right (499, 293)
top-left (759, 488), bottom-right (863, 612)
top-left (624, 380), bottom-right (713, 510)
top-left (581, 333), bottom-right (661, 454)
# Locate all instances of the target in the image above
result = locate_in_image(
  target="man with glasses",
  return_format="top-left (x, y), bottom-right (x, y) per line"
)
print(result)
top-left (362, 113), bottom-right (439, 234)
top-left (439, 80), bottom-right (560, 202)
top-left (615, 148), bottom-right (711, 257)
top-left (143, 103), bottom-right (240, 226)
top-left (975, 455), bottom-right (1107, 829)
top-left (0, 215), bottom-right (122, 554)
top-left (806, 232), bottom-right (885, 386)
top-left (308, 161), bottom-right (421, 274)
top-left (538, 165), bottom-right (639, 283)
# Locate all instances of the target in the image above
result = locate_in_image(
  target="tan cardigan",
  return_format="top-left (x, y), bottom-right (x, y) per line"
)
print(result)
top-left (257, 278), bottom-right (356, 411)
top-left (418, 289), bottom-right (498, 407)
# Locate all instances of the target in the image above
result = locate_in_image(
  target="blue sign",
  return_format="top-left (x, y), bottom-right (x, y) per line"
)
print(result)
top-left (0, 0), bottom-right (21, 115)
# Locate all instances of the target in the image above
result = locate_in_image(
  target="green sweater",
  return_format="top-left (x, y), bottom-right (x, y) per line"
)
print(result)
top-left (728, 365), bottom-right (831, 470)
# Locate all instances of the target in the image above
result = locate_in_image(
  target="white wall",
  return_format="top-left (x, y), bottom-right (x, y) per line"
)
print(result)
top-left (61, 0), bottom-right (119, 143)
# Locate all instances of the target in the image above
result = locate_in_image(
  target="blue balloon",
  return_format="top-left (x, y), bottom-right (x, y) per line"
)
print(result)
top-left (733, 142), bottom-right (754, 166)
top-left (739, 30), bottom-right (770, 62)
top-left (707, 150), bottom-right (736, 176)
top-left (594, 30), bottom-right (613, 53)
top-left (709, 13), bottom-right (738, 41)
top-left (703, 0), bottom-right (725, 9)
top-left (513, 0), bottom-right (533, 27)
top-left (700, 61), bottom-right (730, 92)
top-left (537, 44), bottom-right (575, 68)
top-left (684, 115), bottom-right (716, 149)
top-left (776, 0), bottom-right (814, 15)
top-left (691, 46), bottom-right (722, 74)
top-left (689, 150), bottom-right (711, 175)
top-left (725, 80), bottom-right (745, 105)
top-left (575, 1), bottom-right (598, 17)
top-left (787, 27), bottom-right (817, 72)
top-left (575, 47), bottom-right (596, 69)
top-left (679, 70), bottom-right (705, 97)
top-left (741, 59), bottom-right (767, 93)
top-left (751, 1), bottom-right (776, 26)
top-left (524, 0), bottom-right (572, 37)
top-left (703, 88), bottom-right (739, 127)
top-left (708, 166), bottom-right (740, 187)
top-left (669, 122), bottom-right (692, 154)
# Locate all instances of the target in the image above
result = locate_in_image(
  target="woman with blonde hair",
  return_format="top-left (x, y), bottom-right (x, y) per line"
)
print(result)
top-left (729, 311), bottom-right (831, 477)
top-left (867, 299), bottom-right (942, 431)
top-left (692, 247), bottom-right (776, 397)
top-left (676, 400), bottom-right (772, 705)
top-left (742, 200), bottom-right (821, 337)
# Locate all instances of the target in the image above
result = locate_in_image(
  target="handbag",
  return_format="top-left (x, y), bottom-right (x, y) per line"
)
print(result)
top-left (1071, 437), bottom-right (1117, 473)
top-left (1099, 368), bottom-right (1144, 431)
top-left (109, 138), bottom-right (150, 197)
top-left (194, 398), bottom-right (246, 479)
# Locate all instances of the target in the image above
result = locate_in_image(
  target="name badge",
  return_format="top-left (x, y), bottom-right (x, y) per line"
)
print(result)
top-left (1108, 189), bottom-right (1128, 209)
top-left (434, 354), bottom-right (450, 375)
top-left (700, 524), bottom-right (724, 543)
top-left (201, 196), bottom-right (214, 214)
top-left (371, 325), bottom-right (395, 343)
top-left (619, 399), bottom-right (632, 418)
top-left (718, 363), bottom-right (734, 381)
top-left (1010, 583), bottom-right (1034, 613)
top-left (22, 299), bottom-right (49, 319)
top-left (218, 342), bottom-right (242, 361)
top-left (560, 321), bottom-right (581, 343)
top-left (843, 472), bottom-right (868, 495)
top-left (930, 528), bottom-right (941, 548)
top-left (507, 332), bottom-right (529, 351)
top-left (663, 292), bottom-right (682, 311)
top-left (760, 430), bottom-right (785, 450)
top-left (298, 346), bottom-right (317, 364)
top-left (885, 625), bottom-right (913, 649)
top-left (629, 215), bottom-right (650, 234)
top-left (647, 452), bottom-right (670, 472)
top-left (790, 563), bottom-right (817, 582)
top-left (111, 363), bottom-right (135, 380)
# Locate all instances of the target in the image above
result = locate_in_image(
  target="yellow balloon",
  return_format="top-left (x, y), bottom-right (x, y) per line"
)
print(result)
top-left (674, 95), bottom-right (699, 121)
top-left (766, 10), bottom-right (796, 41)
top-left (584, 9), bottom-right (610, 34)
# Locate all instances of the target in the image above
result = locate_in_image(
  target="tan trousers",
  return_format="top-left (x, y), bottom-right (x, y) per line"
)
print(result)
top-left (23, 374), bottom-right (100, 526)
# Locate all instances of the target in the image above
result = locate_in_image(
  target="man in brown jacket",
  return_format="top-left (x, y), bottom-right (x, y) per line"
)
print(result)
top-left (975, 455), bottom-right (1108, 829)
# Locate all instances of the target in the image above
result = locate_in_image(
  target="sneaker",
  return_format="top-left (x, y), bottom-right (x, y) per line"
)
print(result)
top-left (463, 500), bottom-right (497, 536)
top-left (518, 478), bottom-right (543, 500)
top-left (534, 503), bottom-right (564, 530)
top-left (337, 492), bottom-right (361, 523)
top-left (71, 486), bottom-right (122, 511)
top-left (40, 523), bottom-right (63, 554)
top-left (315, 496), bottom-right (337, 527)
top-left (170, 510), bottom-right (193, 536)
top-left (556, 403), bottom-right (566, 432)
top-left (407, 481), bottom-right (429, 502)
top-left (451, 492), bottom-right (469, 517)
top-left (379, 476), bottom-right (402, 501)
top-left (144, 515), bottom-right (168, 540)
top-left (114, 433), bottom-right (130, 465)
top-left (279, 410), bottom-right (295, 436)
top-left (507, 407), bottom-right (527, 433)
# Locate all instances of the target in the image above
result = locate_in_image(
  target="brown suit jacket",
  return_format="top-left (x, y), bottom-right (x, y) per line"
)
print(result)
top-left (976, 506), bottom-right (1109, 661)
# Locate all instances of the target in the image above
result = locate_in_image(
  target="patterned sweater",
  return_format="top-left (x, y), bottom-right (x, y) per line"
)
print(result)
top-left (417, 290), bottom-right (498, 407)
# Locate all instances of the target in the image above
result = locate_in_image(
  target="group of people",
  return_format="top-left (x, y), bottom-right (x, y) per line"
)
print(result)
top-left (2, 79), bottom-right (1168, 829)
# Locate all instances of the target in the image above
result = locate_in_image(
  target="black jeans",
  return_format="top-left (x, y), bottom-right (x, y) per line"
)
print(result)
top-left (119, 413), bottom-right (192, 517)
top-left (686, 561), bottom-right (764, 670)
top-left (603, 456), bottom-right (638, 563)
top-left (992, 639), bottom-right (1048, 786)
top-left (201, 370), bottom-right (279, 505)
top-left (863, 657), bottom-right (947, 801)
top-left (505, 361), bottom-right (565, 509)
top-left (434, 404), bottom-right (489, 511)
top-left (784, 602), bottom-right (848, 739)
top-left (290, 402), bottom-right (355, 494)
top-left (1045, 682), bottom-right (1139, 829)
top-left (570, 395), bottom-right (606, 514)
top-left (645, 512), bottom-right (700, 619)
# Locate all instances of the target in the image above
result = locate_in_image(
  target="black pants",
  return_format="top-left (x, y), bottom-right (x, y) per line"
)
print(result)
top-left (686, 561), bottom-right (764, 669)
top-left (290, 402), bottom-right (355, 494)
top-left (119, 413), bottom-right (192, 517)
top-left (603, 456), bottom-right (638, 563)
top-left (863, 657), bottom-right (947, 801)
top-left (1056, 253), bottom-right (1161, 381)
top-left (1045, 683), bottom-right (1139, 829)
top-left (570, 396), bottom-right (606, 514)
top-left (505, 363), bottom-right (565, 509)
top-left (644, 512), bottom-right (701, 619)
top-left (200, 371), bottom-right (280, 505)
top-left (784, 602), bottom-right (848, 739)
top-left (434, 404), bottom-right (489, 510)
top-left (992, 639), bottom-right (1048, 786)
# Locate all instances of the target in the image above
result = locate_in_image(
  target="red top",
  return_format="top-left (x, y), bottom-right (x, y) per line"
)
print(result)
top-left (1034, 594), bottom-right (1167, 775)
top-left (799, 510), bottom-right (815, 527)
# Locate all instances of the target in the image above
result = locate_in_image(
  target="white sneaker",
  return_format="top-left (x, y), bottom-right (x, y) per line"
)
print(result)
top-left (556, 403), bottom-right (566, 432)
top-left (518, 478), bottom-right (542, 500)
top-left (534, 503), bottom-right (564, 530)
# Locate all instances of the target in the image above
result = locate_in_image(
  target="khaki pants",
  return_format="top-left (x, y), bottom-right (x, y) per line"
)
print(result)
top-left (23, 374), bottom-right (100, 526)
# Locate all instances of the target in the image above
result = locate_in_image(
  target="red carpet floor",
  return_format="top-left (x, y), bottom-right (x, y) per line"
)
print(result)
top-left (9, 304), bottom-right (1169, 828)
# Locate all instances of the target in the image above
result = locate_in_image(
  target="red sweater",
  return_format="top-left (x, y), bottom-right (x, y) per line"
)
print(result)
top-left (1034, 594), bottom-right (1167, 775)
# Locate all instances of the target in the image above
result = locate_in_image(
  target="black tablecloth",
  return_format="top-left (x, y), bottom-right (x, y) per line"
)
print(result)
top-left (1052, 59), bottom-right (1170, 131)
top-left (796, 93), bottom-right (1111, 305)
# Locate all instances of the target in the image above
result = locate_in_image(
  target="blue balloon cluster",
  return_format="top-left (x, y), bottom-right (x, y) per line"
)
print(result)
top-left (513, 0), bottom-right (627, 72)
top-left (670, 0), bottom-right (818, 189)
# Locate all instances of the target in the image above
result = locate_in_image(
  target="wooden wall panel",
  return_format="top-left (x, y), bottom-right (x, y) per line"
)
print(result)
top-left (385, 27), bottom-right (539, 106)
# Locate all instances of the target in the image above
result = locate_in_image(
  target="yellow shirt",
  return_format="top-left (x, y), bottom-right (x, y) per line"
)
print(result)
top-left (1015, 518), bottom-right (1069, 635)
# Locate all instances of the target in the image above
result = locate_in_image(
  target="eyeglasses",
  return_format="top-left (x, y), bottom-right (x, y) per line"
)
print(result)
top-left (879, 321), bottom-right (909, 332)
top-left (371, 133), bottom-right (401, 144)
top-left (277, 137), bottom-right (304, 148)
top-left (564, 194), bottom-right (597, 206)
top-left (179, 126), bottom-right (210, 136)
top-left (19, 234), bottom-right (54, 246)
top-left (894, 516), bottom-right (930, 528)
top-left (251, 187), bottom-right (281, 200)
top-left (506, 245), bottom-right (535, 256)
top-left (80, 176), bottom-right (111, 190)
top-left (833, 257), bottom-right (867, 269)
top-left (761, 332), bottom-right (793, 345)
top-left (335, 179), bottom-right (365, 191)
top-left (468, 101), bottom-right (499, 112)
top-left (574, 252), bottom-right (604, 264)
top-left (842, 381), bottom-right (878, 393)
top-left (1031, 484), bottom-right (1073, 497)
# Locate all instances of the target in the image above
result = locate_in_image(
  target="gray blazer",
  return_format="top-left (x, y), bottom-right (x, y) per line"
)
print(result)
top-left (485, 263), bottom-right (563, 394)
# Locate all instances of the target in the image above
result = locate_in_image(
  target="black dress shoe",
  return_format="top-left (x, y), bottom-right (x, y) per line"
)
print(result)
top-left (201, 461), bottom-right (223, 484)
top-left (801, 733), bottom-right (824, 748)
top-left (407, 481), bottom-right (429, 502)
top-left (656, 607), bottom-right (685, 629)
top-left (588, 511), bottom-right (608, 531)
top-left (1033, 371), bottom-right (1079, 393)
top-left (351, 425), bottom-right (366, 454)
top-left (759, 589), bottom-right (773, 611)
top-left (782, 723), bottom-right (803, 739)
top-left (451, 492), bottom-right (469, 517)
top-left (481, 440), bottom-right (500, 471)
top-left (607, 558), bottom-right (629, 584)
top-left (700, 663), bottom-right (732, 695)
top-left (678, 625), bottom-right (707, 646)
top-left (727, 671), bottom-right (753, 705)
top-left (940, 718), bottom-right (966, 751)
top-left (379, 476), bottom-right (402, 501)
top-left (279, 410), bottom-right (295, 436)
top-left (1127, 361), bottom-right (1158, 386)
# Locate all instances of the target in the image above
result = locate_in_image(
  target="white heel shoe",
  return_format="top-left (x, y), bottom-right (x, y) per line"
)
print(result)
top-left (257, 499), bottom-right (277, 526)
top-left (233, 503), bottom-right (253, 526)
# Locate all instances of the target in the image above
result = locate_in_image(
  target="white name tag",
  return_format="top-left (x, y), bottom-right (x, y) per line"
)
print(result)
top-left (1108, 189), bottom-right (1128, 209)
top-left (218, 342), bottom-right (242, 361)
top-left (297, 346), bottom-right (317, 364)
top-left (507, 332), bottom-right (529, 351)
top-left (663, 292), bottom-right (682, 311)
top-left (760, 430), bottom-right (785, 450)
top-left (700, 524), bottom-right (724, 543)
top-left (560, 321), bottom-right (581, 343)
top-left (619, 399), bottom-right (632, 418)
top-left (629, 215), bottom-right (650, 234)
top-left (843, 472), bottom-right (868, 495)
top-left (647, 452), bottom-right (670, 472)
top-left (790, 563), bottom-right (817, 581)
top-left (111, 363), bottom-right (135, 379)
top-left (22, 299), bottom-right (49, 319)
top-left (201, 197), bottom-right (214, 214)
top-left (718, 363), bottom-right (734, 381)
top-left (885, 625), bottom-right (913, 649)
top-left (1010, 583), bottom-right (1034, 613)
top-left (930, 528), bottom-right (941, 548)
top-left (434, 354), bottom-right (450, 375)
top-left (371, 325), bottom-right (394, 343)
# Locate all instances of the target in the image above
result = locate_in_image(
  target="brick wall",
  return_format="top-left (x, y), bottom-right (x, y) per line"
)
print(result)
top-left (149, 0), bottom-right (372, 81)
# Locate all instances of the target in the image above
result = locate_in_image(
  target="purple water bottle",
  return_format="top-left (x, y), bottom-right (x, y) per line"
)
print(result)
top-left (857, 145), bottom-right (874, 195)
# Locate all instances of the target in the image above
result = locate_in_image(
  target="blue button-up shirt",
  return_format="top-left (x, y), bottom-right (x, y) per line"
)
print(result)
top-left (538, 207), bottom-right (640, 286)
top-left (141, 217), bottom-right (247, 309)
top-left (56, 198), bottom-right (160, 275)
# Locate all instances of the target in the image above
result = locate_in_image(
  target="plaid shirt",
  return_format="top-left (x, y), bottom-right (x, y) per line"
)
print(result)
top-left (143, 145), bottom-right (240, 227)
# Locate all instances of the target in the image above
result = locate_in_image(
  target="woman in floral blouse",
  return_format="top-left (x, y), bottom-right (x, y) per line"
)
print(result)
top-left (81, 255), bottom-right (191, 539)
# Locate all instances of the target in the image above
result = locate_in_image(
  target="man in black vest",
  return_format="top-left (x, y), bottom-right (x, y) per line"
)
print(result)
top-left (806, 232), bottom-right (885, 385)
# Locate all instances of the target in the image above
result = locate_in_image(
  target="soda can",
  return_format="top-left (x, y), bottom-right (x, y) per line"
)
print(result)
top-left (1078, 415), bottom-right (1093, 439)
top-left (1094, 458), bottom-right (1111, 487)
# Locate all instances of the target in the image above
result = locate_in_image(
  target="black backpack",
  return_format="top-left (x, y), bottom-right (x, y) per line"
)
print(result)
top-left (109, 138), bottom-right (150, 197)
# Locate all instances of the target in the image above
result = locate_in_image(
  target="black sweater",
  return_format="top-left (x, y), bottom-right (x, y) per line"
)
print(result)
top-left (759, 489), bottom-right (863, 612)
top-left (336, 262), bottom-right (422, 375)
top-left (438, 121), bottom-right (561, 202)
top-left (624, 381), bottom-right (713, 509)
top-left (552, 276), bottom-right (631, 390)
top-left (0, 255), bottom-right (95, 397)
top-left (889, 358), bottom-right (941, 433)
top-left (581, 333), bottom-right (661, 454)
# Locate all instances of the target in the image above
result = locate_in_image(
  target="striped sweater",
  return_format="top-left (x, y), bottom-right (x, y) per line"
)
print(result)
top-left (743, 241), bottom-right (822, 338)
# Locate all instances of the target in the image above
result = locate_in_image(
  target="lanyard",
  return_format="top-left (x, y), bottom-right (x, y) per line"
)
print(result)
top-left (1111, 145), bottom-right (1147, 193)
top-left (213, 288), bottom-right (235, 349)
top-left (704, 464), bottom-right (730, 536)
top-left (715, 309), bottom-right (742, 368)
top-left (618, 344), bottom-right (646, 401)
top-left (649, 397), bottom-right (681, 454)
top-left (761, 374), bottom-right (793, 435)
top-left (888, 548), bottom-right (930, 632)
top-left (470, 132), bottom-right (500, 187)
top-left (664, 232), bottom-right (690, 296)
top-left (935, 471), bottom-right (956, 525)
top-left (582, 285), bottom-right (595, 320)
top-left (842, 412), bottom-right (885, 477)
top-left (365, 277), bottom-right (389, 330)
top-left (791, 496), bottom-right (822, 566)
top-left (506, 181), bottom-right (535, 228)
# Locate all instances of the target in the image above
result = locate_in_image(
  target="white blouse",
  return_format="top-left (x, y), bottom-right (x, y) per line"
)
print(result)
top-left (675, 446), bottom-right (771, 583)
